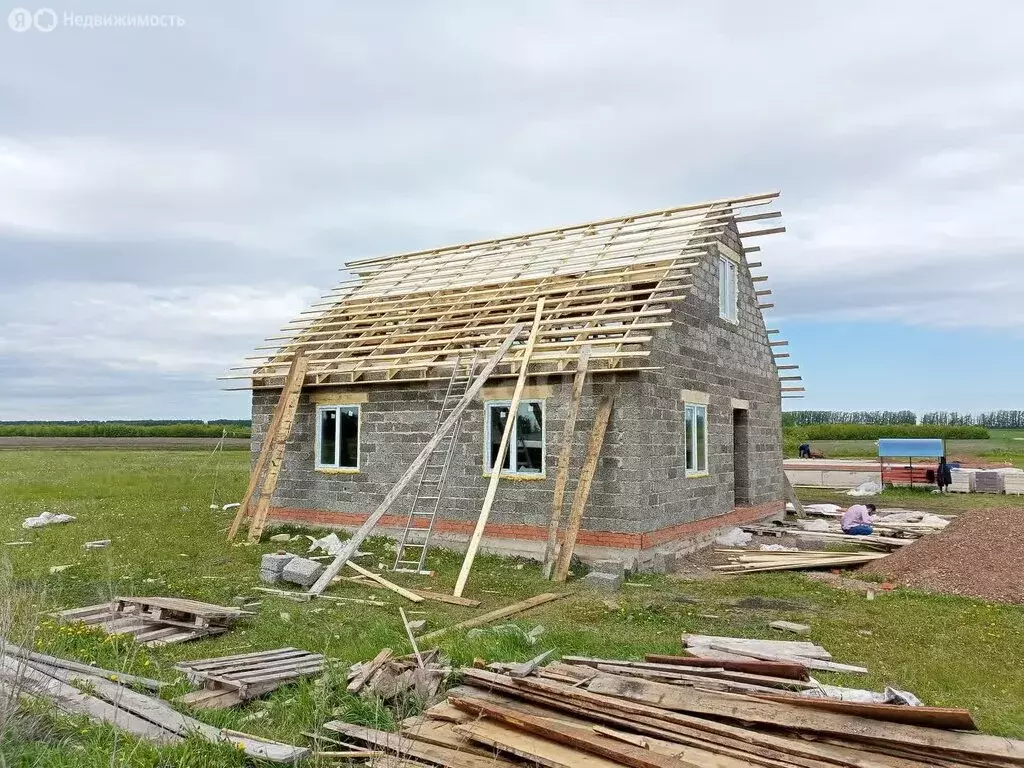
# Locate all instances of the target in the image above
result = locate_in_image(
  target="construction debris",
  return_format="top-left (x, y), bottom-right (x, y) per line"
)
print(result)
top-left (683, 634), bottom-right (870, 674)
top-left (770, 620), bottom-right (811, 635)
top-left (281, 556), bottom-right (325, 588)
top-left (0, 646), bottom-right (306, 761)
top-left (316, 640), bottom-right (1015, 768)
top-left (52, 596), bottom-right (248, 647)
top-left (418, 593), bottom-right (564, 643)
top-left (175, 647), bottom-right (325, 709)
top-left (83, 539), bottom-right (112, 549)
top-left (260, 552), bottom-right (295, 584)
top-left (346, 649), bottom-right (452, 704)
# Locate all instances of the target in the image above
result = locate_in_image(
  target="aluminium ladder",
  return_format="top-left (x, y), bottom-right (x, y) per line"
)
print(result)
top-left (392, 353), bottom-right (478, 573)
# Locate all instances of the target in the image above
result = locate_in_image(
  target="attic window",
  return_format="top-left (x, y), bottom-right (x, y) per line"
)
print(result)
top-left (485, 400), bottom-right (545, 475)
top-left (316, 405), bottom-right (360, 470)
top-left (719, 257), bottom-right (738, 323)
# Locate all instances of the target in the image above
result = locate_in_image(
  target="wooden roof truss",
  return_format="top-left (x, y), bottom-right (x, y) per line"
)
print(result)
top-left (226, 191), bottom-right (791, 390)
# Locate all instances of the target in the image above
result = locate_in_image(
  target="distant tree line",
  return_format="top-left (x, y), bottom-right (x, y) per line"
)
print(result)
top-left (920, 411), bottom-right (1024, 428)
top-left (782, 411), bottom-right (917, 427)
top-left (0, 420), bottom-right (252, 438)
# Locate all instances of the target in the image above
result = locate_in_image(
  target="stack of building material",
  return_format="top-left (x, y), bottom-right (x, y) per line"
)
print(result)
top-left (949, 467), bottom-right (976, 493)
top-left (316, 641), bottom-right (1023, 768)
top-left (713, 548), bottom-right (888, 574)
top-left (52, 596), bottom-right (249, 647)
top-left (742, 522), bottom-right (911, 550)
top-left (175, 647), bottom-right (325, 709)
top-left (975, 471), bottom-right (1005, 494)
top-left (0, 645), bottom-right (306, 761)
top-left (1003, 470), bottom-right (1024, 495)
top-left (682, 634), bottom-right (869, 673)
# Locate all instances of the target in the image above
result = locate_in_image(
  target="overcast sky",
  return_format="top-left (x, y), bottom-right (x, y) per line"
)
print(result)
top-left (1, 1), bottom-right (1022, 419)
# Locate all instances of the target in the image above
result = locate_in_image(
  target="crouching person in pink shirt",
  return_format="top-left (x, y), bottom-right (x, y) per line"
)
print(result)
top-left (841, 503), bottom-right (877, 535)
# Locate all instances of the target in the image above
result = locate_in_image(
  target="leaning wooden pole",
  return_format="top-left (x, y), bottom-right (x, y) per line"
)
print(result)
top-left (541, 345), bottom-right (591, 578)
top-left (452, 298), bottom-right (546, 598)
top-left (553, 396), bottom-right (614, 582)
top-left (307, 324), bottom-right (526, 596)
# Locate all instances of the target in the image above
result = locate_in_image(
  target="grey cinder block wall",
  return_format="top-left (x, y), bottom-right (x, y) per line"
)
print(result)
top-left (251, 223), bottom-right (784, 564)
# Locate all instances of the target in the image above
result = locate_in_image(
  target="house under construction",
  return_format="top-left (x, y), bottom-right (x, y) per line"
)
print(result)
top-left (226, 191), bottom-right (799, 572)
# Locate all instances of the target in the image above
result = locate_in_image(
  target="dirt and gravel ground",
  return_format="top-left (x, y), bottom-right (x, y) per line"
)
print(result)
top-left (860, 507), bottom-right (1024, 603)
top-left (0, 436), bottom-right (251, 449)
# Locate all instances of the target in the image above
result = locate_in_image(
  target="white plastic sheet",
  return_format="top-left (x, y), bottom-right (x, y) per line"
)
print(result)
top-left (847, 480), bottom-right (883, 497)
top-left (714, 527), bottom-right (753, 547)
top-left (22, 512), bottom-right (76, 529)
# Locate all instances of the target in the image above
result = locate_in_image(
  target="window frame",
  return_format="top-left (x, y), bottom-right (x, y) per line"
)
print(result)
top-left (483, 399), bottom-right (546, 477)
top-left (684, 403), bottom-right (709, 477)
top-left (719, 256), bottom-right (738, 324)
top-left (315, 404), bottom-right (361, 471)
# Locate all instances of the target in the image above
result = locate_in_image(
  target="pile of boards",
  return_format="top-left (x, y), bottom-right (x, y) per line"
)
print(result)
top-left (713, 548), bottom-right (889, 574)
top-left (741, 522), bottom-right (911, 551)
top-left (0, 642), bottom-right (307, 763)
top-left (176, 647), bottom-right (325, 709)
top-left (320, 640), bottom-right (1024, 767)
top-left (52, 596), bottom-right (249, 647)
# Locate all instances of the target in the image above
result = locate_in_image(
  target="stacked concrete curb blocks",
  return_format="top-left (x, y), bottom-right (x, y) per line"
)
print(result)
top-left (260, 552), bottom-right (295, 584)
top-left (282, 556), bottom-right (325, 588)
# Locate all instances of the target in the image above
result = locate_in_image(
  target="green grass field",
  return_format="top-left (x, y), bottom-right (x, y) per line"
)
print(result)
top-left (1, 449), bottom-right (1023, 765)
top-left (789, 428), bottom-right (1024, 466)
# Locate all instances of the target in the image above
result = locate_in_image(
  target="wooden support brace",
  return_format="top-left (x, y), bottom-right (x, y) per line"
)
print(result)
top-left (542, 345), bottom-right (592, 579)
top-left (553, 396), bottom-right (614, 582)
top-left (453, 299), bottom-right (546, 598)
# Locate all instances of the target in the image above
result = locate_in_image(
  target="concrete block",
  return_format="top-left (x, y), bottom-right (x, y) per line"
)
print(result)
top-left (259, 569), bottom-right (282, 584)
top-left (281, 557), bottom-right (325, 588)
top-left (590, 559), bottom-right (626, 578)
top-left (770, 620), bottom-right (811, 635)
top-left (651, 551), bottom-right (677, 574)
top-left (582, 571), bottom-right (623, 592)
top-left (261, 552), bottom-right (296, 575)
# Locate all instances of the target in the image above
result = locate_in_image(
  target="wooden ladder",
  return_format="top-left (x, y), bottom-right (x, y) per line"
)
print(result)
top-left (227, 352), bottom-right (308, 542)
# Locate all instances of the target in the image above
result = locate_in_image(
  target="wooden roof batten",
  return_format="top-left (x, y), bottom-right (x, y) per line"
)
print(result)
top-left (224, 192), bottom-right (785, 390)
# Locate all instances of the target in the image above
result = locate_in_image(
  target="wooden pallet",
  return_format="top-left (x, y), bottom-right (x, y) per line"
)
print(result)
top-left (53, 597), bottom-right (243, 647)
top-left (176, 647), bottom-right (325, 709)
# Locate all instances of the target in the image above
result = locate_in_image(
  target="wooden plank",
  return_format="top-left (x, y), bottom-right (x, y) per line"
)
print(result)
top-left (455, 720), bottom-right (624, 768)
top-left (418, 593), bottom-right (565, 643)
top-left (453, 298), bottom-right (546, 598)
top-left (752, 693), bottom-right (977, 730)
top-left (308, 323), bottom-right (525, 595)
top-left (451, 696), bottom-right (703, 768)
top-left (3, 643), bottom-right (165, 690)
top-left (560, 657), bottom-right (810, 691)
top-left (542, 344), bottom-right (592, 578)
top-left (584, 674), bottom-right (1024, 764)
top-left (412, 590), bottom-right (481, 608)
top-left (347, 648), bottom-right (393, 694)
top-left (684, 635), bottom-right (832, 659)
top-left (645, 654), bottom-right (809, 681)
top-left (399, 717), bottom-right (497, 757)
top-left (509, 649), bottom-right (556, 679)
top-left (345, 561), bottom-right (423, 603)
top-left (228, 350), bottom-right (307, 540)
top-left (705, 644), bottom-right (869, 675)
top-left (553, 396), bottom-right (614, 581)
top-left (323, 720), bottom-right (520, 767)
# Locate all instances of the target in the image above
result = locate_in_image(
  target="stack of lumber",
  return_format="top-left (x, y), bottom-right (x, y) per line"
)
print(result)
top-left (713, 548), bottom-right (889, 573)
top-left (316, 644), bottom-right (1024, 767)
top-left (176, 647), bottom-right (325, 709)
top-left (949, 468), bottom-right (976, 493)
top-left (0, 643), bottom-right (306, 762)
top-left (347, 648), bottom-right (452, 702)
top-left (975, 471), bottom-right (1005, 494)
top-left (742, 523), bottom-right (911, 550)
top-left (52, 596), bottom-right (249, 647)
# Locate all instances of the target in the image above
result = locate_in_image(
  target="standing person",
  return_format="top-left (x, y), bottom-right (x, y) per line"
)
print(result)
top-left (937, 456), bottom-right (953, 493)
top-left (841, 503), bottom-right (877, 535)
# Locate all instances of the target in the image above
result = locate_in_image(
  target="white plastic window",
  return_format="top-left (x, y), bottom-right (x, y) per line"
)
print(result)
top-left (719, 256), bottom-right (738, 323)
